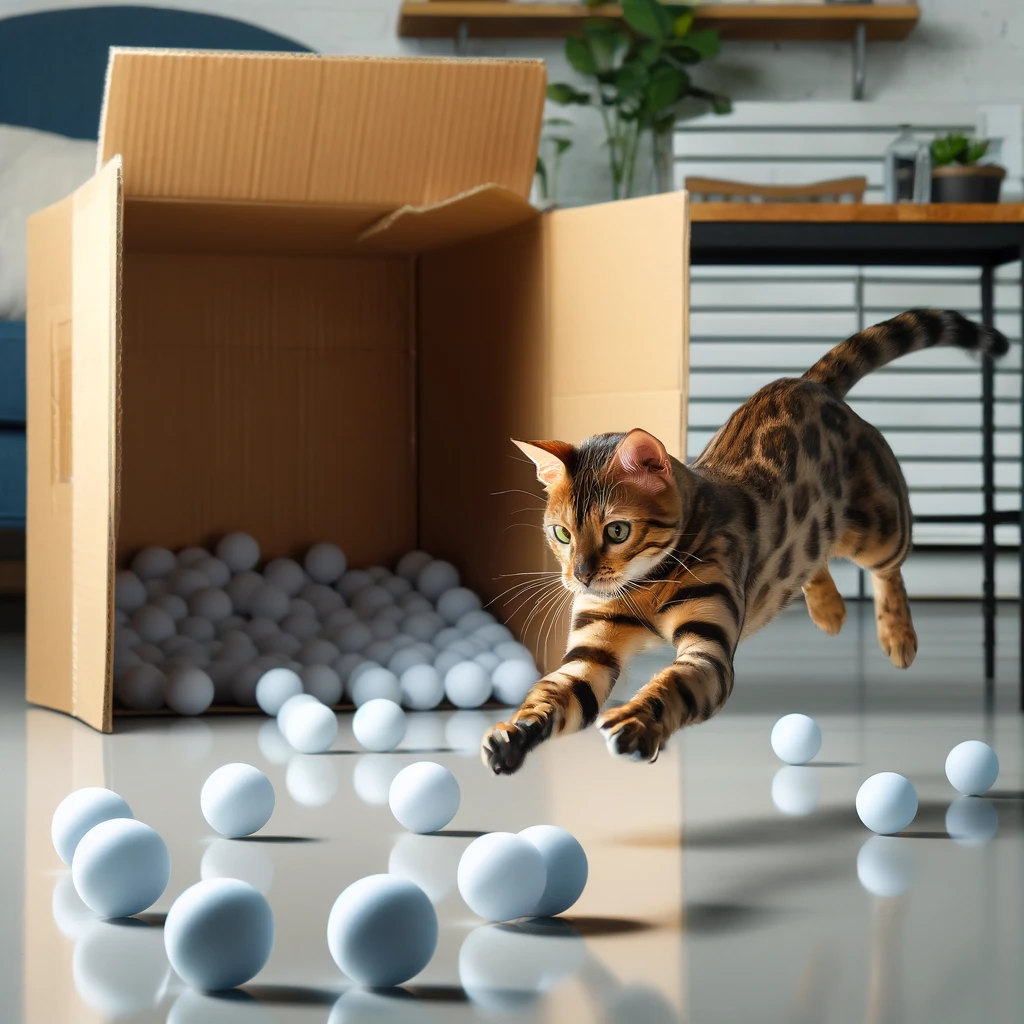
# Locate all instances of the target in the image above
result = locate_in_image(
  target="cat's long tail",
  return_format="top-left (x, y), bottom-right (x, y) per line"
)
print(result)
top-left (803, 309), bottom-right (1009, 400)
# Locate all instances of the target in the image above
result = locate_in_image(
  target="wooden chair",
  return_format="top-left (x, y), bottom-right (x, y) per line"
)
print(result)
top-left (685, 175), bottom-right (868, 203)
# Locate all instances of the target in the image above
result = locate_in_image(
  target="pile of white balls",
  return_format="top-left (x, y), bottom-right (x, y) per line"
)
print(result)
top-left (52, 757), bottom-right (589, 994)
top-left (769, 713), bottom-right (1001, 838)
top-left (114, 536), bottom-right (541, 717)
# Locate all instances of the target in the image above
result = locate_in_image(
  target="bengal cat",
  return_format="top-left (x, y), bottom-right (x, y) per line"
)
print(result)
top-left (482, 310), bottom-right (1008, 774)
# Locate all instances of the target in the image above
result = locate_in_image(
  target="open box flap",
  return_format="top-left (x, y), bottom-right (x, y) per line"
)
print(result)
top-left (26, 159), bottom-right (122, 732)
top-left (99, 49), bottom-right (546, 207)
top-left (546, 193), bottom-right (690, 458)
top-left (358, 184), bottom-right (540, 254)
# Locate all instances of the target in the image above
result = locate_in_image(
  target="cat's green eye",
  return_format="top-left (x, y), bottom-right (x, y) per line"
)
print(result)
top-left (551, 525), bottom-right (572, 545)
top-left (605, 521), bottom-right (631, 544)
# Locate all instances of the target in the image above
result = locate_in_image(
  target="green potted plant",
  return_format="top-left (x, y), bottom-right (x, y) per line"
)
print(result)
top-left (930, 133), bottom-right (1006, 203)
top-left (534, 118), bottom-right (574, 209)
top-left (547, 0), bottom-right (730, 200)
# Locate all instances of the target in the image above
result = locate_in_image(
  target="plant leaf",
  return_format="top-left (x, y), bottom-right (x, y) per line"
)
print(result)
top-left (582, 24), bottom-right (631, 71)
top-left (636, 39), bottom-right (663, 66)
top-left (615, 61), bottom-right (650, 99)
top-left (566, 35), bottom-right (598, 76)
top-left (671, 11), bottom-right (695, 37)
top-left (554, 138), bottom-right (574, 155)
top-left (688, 85), bottom-right (732, 115)
top-left (547, 83), bottom-right (592, 105)
top-left (966, 138), bottom-right (991, 164)
top-left (622, 0), bottom-right (672, 41)
top-left (642, 65), bottom-right (689, 120)
top-left (678, 28), bottom-right (720, 58)
top-left (544, 117), bottom-right (574, 127)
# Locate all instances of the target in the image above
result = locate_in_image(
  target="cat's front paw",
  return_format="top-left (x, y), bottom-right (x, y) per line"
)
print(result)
top-left (481, 718), bottom-right (548, 775)
top-left (598, 704), bottom-right (666, 764)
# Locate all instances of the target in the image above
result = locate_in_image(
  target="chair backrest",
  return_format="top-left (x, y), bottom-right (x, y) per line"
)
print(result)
top-left (685, 175), bottom-right (867, 203)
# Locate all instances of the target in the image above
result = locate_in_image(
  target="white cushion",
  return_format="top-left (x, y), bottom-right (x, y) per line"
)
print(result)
top-left (0, 125), bottom-right (96, 320)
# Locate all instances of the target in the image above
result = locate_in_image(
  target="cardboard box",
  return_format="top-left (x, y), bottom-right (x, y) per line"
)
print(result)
top-left (26, 49), bottom-right (689, 733)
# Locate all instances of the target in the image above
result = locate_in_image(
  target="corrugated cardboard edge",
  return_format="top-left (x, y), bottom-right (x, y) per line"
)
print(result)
top-left (97, 47), bottom-right (546, 176)
top-left (108, 157), bottom-right (124, 733)
top-left (357, 183), bottom-right (540, 253)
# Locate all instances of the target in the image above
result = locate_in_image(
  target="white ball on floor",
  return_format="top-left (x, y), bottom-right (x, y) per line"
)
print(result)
top-left (168, 567), bottom-right (209, 599)
top-left (217, 533), bottom-right (261, 573)
top-left (492, 660), bottom-right (540, 706)
top-left (131, 605), bottom-right (176, 644)
top-left (353, 699), bottom-right (406, 752)
top-left (115, 570), bottom-right (147, 612)
top-left (327, 875), bottom-right (437, 988)
top-left (116, 664), bottom-right (166, 711)
top-left (283, 700), bottom-right (338, 754)
top-left (164, 878), bottom-right (274, 990)
top-left (277, 691), bottom-right (320, 731)
top-left (72, 818), bottom-right (170, 918)
top-left (770, 713), bottom-right (822, 765)
top-left (305, 543), bottom-right (347, 584)
top-left (458, 832), bottom-right (547, 922)
top-left (201, 763), bottom-right (275, 838)
top-left (945, 740), bottom-right (999, 796)
top-left (457, 610), bottom-right (497, 633)
top-left (416, 560), bottom-right (460, 601)
top-left (263, 558), bottom-right (306, 597)
top-left (856, 836), bottom-right (915, 897)
top-left (436, 587), bottom-right (482, 625)
top-left (400, 665), bottom-right (446, 711)
top-left (518, 825), bottom-right (588, 917)
top-left (131, 547), bottom-right (176, 581)
top-left (52, 788), bottom-right (133, 867)
top-left (248, 583), bottom-right (289, 623)
top-left (771, 766), bottom-right (821, 816)
top-left (389, 762), bottom-right (460, 834)
top-left (335, 622), bottom-right (373, 654)
top-left (396, 550), bottom-right (433, 583)
top-left (856, 772), bottom-right (918, 835)
top-left (350, 667), bottom-right (402, 708)
top-left (190, 587), bottom-right (232, 623)
top-left (945, 796), bottom-right (999, 847)
top-left (301, 664), bottom-right (342, 706)
top-left (491, 639), bottom-right (532, 662)
top-left (445, 662), bottom-right (492, 709)
top-left (337, 569), bottom-right (375, 600)
top-left (166, 668), bottom-right (215, 716)
top-left (255, 667), bottom-right (302, 716)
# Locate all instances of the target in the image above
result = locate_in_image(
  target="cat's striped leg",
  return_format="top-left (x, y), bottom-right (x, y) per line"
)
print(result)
top-left (599, 579), bottom-right (741, 762)
top-left (482, 608), bottom-right (655, 776)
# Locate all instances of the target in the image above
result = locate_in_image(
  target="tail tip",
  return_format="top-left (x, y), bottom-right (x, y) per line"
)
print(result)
top-left (981, 325), bottom-right (1010, 358)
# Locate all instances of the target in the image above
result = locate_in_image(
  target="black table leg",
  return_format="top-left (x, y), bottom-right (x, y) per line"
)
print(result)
top-left (981, 265), bottom-right (996, 696)
top-left (1020, 244), bottom-right (1024, 712)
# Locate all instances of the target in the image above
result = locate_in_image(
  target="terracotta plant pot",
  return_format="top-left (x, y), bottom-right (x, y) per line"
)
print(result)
top-left (930, 165), bottom-right (1006, 204)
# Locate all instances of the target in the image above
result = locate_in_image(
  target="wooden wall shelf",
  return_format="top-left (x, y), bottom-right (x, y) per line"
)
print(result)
top-left (398, 3), bottom-right (921, 44)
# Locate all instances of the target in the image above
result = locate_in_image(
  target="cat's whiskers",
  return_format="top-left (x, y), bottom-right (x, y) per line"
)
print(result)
top-left (520, 579), bottom-right (569, 644)
top-left (486, 575), bottom-right (564, 609)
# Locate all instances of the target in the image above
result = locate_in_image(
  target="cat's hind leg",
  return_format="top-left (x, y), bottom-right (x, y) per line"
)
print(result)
top-left (802, 563), bottom-right (846, 636)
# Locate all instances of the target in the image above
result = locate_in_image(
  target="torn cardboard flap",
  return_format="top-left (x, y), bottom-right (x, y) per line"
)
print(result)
top-left (100, 49), bottom-right (546, 208)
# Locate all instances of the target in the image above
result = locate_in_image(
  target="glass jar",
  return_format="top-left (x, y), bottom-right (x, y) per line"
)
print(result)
top-left (884, 125), bottom-right (932, 203)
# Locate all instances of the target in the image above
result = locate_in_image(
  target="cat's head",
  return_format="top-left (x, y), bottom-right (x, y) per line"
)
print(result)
top-left (514, 428), bottom-right (682, 597)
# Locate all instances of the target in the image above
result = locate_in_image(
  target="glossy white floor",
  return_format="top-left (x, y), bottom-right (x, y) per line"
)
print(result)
top-left (1, 601), bottom-right (1022, 1023)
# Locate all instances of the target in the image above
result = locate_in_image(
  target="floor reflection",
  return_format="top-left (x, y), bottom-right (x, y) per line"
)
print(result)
top-left (945, 797), bottom-right (998, 847)
top-left (201, 838), bottom-right (274, 894)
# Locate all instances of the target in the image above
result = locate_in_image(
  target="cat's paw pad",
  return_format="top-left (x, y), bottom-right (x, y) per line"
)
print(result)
top-left (481, 719), bottom-right (542, 776)
top-left (808, 596), bottom-right (846, 636)
top-left (879, 622), bottom-right (918, 669)
top-left (598, 707), bottom-right (664, 764)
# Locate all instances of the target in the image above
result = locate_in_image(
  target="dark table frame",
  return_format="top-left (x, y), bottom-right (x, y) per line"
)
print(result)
top-left (689, 210), bottom-right (1024, 708)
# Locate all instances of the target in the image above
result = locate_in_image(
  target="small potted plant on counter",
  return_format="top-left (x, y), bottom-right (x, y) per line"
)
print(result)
top-left (930, 133), bottom-right (1006, 203)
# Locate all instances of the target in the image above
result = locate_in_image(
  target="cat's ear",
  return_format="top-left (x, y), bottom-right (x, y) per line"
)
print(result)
top-left (512, 439), bottom-right (573, 488)
top-left (612, 429), bottom-right (673, 493)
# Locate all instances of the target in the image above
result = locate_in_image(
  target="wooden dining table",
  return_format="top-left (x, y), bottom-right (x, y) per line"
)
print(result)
top-left (689, 203), bottom-right (1024, 706)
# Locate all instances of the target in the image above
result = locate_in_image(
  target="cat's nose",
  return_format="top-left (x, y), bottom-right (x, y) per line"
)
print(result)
top-left (573, 561), bottom-right (597, 586)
